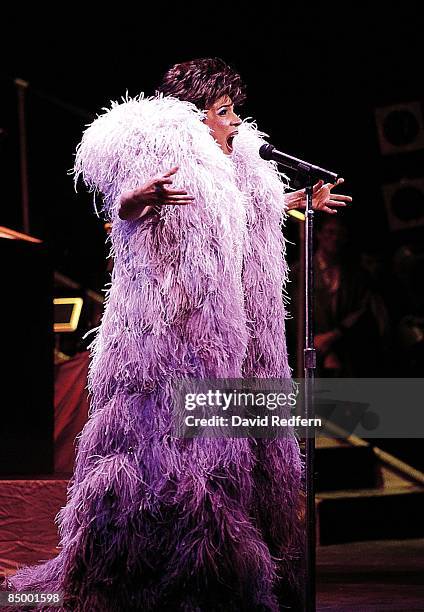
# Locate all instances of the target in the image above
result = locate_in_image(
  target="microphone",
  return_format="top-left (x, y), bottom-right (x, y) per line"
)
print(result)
top-left (259, 143), bottom-right (338, 184)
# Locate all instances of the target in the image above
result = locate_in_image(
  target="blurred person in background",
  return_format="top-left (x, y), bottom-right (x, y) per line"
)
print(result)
top-left (289, 215), bottom-right (388, 377)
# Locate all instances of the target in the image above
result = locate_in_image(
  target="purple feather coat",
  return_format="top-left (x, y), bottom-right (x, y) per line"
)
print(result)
top-left (3, 96), bottom-right (304, 611)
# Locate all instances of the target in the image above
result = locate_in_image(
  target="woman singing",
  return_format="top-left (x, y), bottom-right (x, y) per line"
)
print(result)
top-left (4, 58), bottom-right (350, 611)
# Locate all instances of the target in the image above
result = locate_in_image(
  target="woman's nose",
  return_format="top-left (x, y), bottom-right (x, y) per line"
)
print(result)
top-left (231, 114), bottom-right (242, 126)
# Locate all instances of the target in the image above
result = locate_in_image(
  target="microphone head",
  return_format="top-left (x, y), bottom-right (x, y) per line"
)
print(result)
top-left (259, 143), bottom-right (274, 160)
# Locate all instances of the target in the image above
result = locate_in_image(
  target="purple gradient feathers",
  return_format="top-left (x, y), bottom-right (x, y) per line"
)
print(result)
top-left (3, 96), bottom-right (304, 611)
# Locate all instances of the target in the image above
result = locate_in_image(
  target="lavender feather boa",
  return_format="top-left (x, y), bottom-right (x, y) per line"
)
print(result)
top-left (4, 95), bottom-right (304, 611)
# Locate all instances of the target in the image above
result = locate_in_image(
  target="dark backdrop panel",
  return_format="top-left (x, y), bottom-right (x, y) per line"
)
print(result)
top-left (0, 237), bottom-right (53, 474)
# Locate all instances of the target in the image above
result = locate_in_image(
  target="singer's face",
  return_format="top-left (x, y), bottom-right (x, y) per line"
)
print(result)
top-left (204, 95), bottom-right (242, 155)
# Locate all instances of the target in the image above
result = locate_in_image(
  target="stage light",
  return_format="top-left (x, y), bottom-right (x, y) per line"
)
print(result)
top-left (54, 297), bottom-right (83, 332)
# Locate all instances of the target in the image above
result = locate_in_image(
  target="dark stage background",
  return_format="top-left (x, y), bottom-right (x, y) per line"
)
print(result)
top-left (1, 7), bottom-right (423, 462)
top-left (2, 5), bottom-right (423, 288)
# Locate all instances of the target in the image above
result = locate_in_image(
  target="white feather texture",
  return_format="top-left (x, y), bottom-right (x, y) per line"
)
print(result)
top-left (74, 94), bottom-right (242, 221)
top-left (73, 94), bottom-right (293, 400)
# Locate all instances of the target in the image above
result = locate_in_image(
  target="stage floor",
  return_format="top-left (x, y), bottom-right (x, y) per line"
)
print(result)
top-left (317, 538), bottom-right (424, 611)
top-left (1, 476), bottom-right (422, 610)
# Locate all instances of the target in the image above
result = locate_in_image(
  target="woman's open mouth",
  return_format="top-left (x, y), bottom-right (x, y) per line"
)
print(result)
top-left (226, 131), bottom-right (238, 153)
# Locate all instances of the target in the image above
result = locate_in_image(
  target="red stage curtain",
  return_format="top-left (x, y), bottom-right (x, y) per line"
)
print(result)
top-left (54, 351), bottom-right (90, 474)
top-left (0, 352), bottom-right (90, 574)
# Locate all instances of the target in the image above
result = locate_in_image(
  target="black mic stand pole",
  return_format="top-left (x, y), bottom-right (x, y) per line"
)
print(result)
top-left (259, 143), bottom-right (339, 611)
top-left (303, 181), bottom-right (316, 612)
top-left (301, 166), bottom-right (337, 612)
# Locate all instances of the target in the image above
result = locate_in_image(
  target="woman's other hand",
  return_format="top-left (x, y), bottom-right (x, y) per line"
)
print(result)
top-left (310, 178), bottom-right (352, 215)
top-left (118, 166), bottom-right (195, 220)
top-left (285, 178), bottom-right (352, 215)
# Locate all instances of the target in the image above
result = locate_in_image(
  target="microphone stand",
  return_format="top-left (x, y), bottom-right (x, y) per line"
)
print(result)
top-left (289, 176), bottom-right (317, 612)
top-left (261, 146), bottom-right (338, 612)
top-left (303, 181), bottom-right (316, 612)
top-left (300, 166), bottom-right (338, 612)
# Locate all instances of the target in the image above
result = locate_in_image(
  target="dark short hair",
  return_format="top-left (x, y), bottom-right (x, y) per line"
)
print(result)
top-left (156, 57), bottom-right (246, 110)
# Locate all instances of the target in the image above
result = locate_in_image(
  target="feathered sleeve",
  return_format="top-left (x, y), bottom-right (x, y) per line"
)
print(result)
top-left (73, 94), bottom-right (250, 390)
top-left (72, 91), bottom-right (248, 316)
top-left (73, 94), bottom-right (224, 221)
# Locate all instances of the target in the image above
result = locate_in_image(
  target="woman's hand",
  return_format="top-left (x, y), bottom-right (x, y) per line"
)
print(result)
top-left (311, 178), bottom-right (352, 214)
top-left (118, 166), bottom-right (194, 220)
top-left (285, 178), bottom-right (352, 215)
